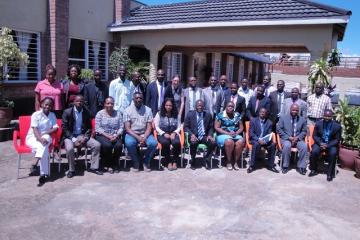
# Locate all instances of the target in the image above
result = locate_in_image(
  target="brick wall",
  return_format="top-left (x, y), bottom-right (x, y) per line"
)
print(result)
top-left (115, 0), bottom-right (130, 24)
top-left (272, 65), bottom-right (360, 78)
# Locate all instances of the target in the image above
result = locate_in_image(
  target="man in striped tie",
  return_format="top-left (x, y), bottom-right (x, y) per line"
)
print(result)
top-left (184, 100), bottom-right (216, 170)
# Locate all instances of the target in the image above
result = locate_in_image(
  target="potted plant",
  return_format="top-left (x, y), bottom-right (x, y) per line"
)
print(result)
top-left (335, 99), bottom-right (360, 171)
top-left (0, 27), bottom-right (28, 127)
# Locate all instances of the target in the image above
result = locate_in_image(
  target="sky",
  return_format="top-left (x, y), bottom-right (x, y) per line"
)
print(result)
top-left (140, 0), bottom-right (360, 55)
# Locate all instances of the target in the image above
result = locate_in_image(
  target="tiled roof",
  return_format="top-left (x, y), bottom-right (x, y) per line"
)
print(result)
top-left (110, 0), bottom-right (351, 27)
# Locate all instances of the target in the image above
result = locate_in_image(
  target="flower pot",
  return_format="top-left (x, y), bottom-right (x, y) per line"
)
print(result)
top-left (0, 107), bottom-right (13, 128)
top-left (355, 156), bottom-right (360, 179)
top-left (339, 146), bottom-right (357, 170)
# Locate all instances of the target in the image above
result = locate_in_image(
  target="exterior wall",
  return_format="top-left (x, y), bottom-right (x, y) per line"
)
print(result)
top-left (69, 0), bottom-right (113, 42)
top-left (0, 0), bottom-right (47, 32)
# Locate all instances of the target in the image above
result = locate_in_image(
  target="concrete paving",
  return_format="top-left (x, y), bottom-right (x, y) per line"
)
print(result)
top-left (1, 140), bottom-right (360, 240)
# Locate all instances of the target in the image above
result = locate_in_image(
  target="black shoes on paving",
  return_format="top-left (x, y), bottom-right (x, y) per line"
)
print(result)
top-left (88, 168), bottom-right (103, 175)
top-left (247, 166), bottom-right (255, 173)
top-left (67, 171), bottom-right (75, 178)
top-left (308, 170), bottom-right (318, 177)
top-left (267, 166), bottom-right (279, 173)
top-left (282, 167), bottom-right (289, 174)
top-left (297, 168), bottom-right (306, 175)
top-left (37, 175), bottom-right (47, 187)
top-left (327, 175), bottom-right (333, 182)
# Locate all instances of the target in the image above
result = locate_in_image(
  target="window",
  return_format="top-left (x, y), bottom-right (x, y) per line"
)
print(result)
top-left (162, 52), bottom-right (182, 82)
top-left (68, 38), bottom-right (109, 79)
top-left (171, 53), bottom-right (182, 78)
top-left (5, 30), bottom-right (40, 82)
top-left (214, 60), bottom-right (221, 80)
top-left (228, 63), bottom-right (234, 82)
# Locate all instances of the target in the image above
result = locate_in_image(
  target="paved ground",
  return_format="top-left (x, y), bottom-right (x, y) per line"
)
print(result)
top-left (1, 140), bottom-right (360, 240)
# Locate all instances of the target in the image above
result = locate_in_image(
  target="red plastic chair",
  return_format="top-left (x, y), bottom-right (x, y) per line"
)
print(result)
top-left (13, 116), bottom-right (32, 178)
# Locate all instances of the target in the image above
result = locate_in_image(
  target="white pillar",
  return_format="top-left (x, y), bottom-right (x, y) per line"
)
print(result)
top-left (145, 45), bottom-right (163, 82)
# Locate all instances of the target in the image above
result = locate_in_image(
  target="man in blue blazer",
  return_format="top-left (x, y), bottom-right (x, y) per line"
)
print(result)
top-left (309, 109), bottom-right (341, 181)
top-left (248, 107), bottom-right (278, 173)
top-left (145, 69), bottom-right (167, 116)
top-left (184, 100), bottom-right (216, 170)
top-left (277, 104), bottom-right (307, 175)
top-left (220, 82), bottom-right (246, 119)
top-left (246, 85), bottom-right (271, 120)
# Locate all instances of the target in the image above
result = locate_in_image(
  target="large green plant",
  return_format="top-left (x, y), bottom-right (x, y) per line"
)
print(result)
top-left (79, 68), bottom-right (94, 82)
top-left (109, 47), bottom-right (150, 82)
top-left (0, 27), bottom-right (28, 107)
top-left (335, 99), bottom-right (360, 149)
top-left (308, 57), bottom-right (331, 94)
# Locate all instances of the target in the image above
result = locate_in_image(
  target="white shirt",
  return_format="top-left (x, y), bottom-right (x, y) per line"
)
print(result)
top-left (109, 77), bottom-right (132, 112)
top-left (73, 107), bottom-right (83, 136)
top-left (156, 80), bottom-right (165, 109)
top-left (189, 88), bottom-right (201, 111)
top-left (238, 87), bottom-right (254, 107)
top-left (26, 110), bottom-right (58, 140)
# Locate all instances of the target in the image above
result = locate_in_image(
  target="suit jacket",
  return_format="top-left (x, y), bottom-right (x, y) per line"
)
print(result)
top-left (131, 81), bottom-right (147, 99)
top-left (145, 80), bottom-right (167, 116)
top-left (269, 90), bottom-right (291, 121)
top-left (184, 110), bottom-right (213, 137)
top-left (281, 98), bottom-right (307, 118)
top-left (83, 81), bottom-right (109, 117)
top-left (313, 120), bottom-right (341, 148)
top-left (216, 87), bottom-right (230, 113)
top-left (222, 92), bottom-right (246, 119)
top-left (61, 106), bottom-right (92, 141)
top-left (203, 86), bottom-right (221, 115)
top-left (249, 117), bottom-right (273, 144)
top-left (277, 115), bottom-right (307, 141)
top-left (246, 96), bottom-right (271, 119)
top-left (183, 87), bottom-right (207, 117)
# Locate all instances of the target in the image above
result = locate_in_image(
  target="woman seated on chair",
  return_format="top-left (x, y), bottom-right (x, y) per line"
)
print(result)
top-left (26, 97), bottom-right (59, 186)
top-left (95, 97), bottom-right (123, 174)
top-left (154, 98), bottom-right (181, 171)
top-left (214, 101), bottom-right (245, 171)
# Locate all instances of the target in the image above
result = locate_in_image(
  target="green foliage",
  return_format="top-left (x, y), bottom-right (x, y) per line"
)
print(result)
top-left (79, 68), bottom-right (94, 81)
top-left (0, 27), bottom-right (29, 108)
top-left (109, 47), bottom-right (150, 82)
top-left (328, 48), bottom-right (341, 67)
top-left (308, 57), bottom-right (331, 94)
top-left (335, 99), bottom-right (360, 149)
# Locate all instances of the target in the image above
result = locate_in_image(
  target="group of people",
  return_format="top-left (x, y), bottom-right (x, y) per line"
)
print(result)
top-left (27, 63), bottom-right (341, 186)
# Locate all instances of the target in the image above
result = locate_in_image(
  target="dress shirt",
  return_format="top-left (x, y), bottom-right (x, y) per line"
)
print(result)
top-left (156, 80), bottom-right (165, 110)
top-left (189, 88), bottom-right (201, 111)
top-left (73, 107), bottom-right (83, 138)
top-left (238, 87), bottom-right (254, 107)
top-left (109, 78), bottom-right (132, 112)
top-left (26, 110), bottom-right (58, 140)
top-left (307, 94), bottom-right (332, 119)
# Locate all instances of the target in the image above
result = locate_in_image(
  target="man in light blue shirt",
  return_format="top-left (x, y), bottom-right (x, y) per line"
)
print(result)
top-left (109, 64), bottom-right (133, 112)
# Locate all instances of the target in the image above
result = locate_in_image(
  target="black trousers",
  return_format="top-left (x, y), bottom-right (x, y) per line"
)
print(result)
top-left (249, 142), bottom-right (276, 168)
top-left (310, 144), bottom-right (337, 176)
top-left (95, 135), bottom-right (122, 168)
top-left (158, 134), bottom-right (181, 163)
top-left (190, 137), bottom-right (216, 160)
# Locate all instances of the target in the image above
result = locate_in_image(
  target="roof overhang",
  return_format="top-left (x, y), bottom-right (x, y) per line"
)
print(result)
top-left (108, 16), bottom-right (350, 32)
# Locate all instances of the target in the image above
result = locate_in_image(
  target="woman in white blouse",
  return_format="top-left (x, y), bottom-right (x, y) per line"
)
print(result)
top-left (26, 97), bottom-right (58, 186)
top-left (154, 98), bottom-right (181, 171)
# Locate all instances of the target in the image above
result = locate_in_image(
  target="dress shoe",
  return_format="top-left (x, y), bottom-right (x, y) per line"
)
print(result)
top-left (226, 164), bottom-right (233, 171)
top-left (282, 167), bottom-right (289, 174)
top-left (130, 167), bottom-right (140, 173)
top-left (247, 166), bottom-right (255, 173)
top-left (297, 168), bottom-right (306, 175)
top-left (327, 175), bottom-right (333, 182)
top-left (113, 167), bottom-right (120, 174)
top-left (88, 168), bottom-right (103, 175)
top-left (108, 168), bottom-right (114, 174)
top-left (172, 163), bottom-right (177, 171)
top-left (37, 175), bottom-right (46, 187)
top-left (143, 164), bottom-right (151, 172)
top-left (308, 170), bottom-right (318, 177)
top-left (190, 164), bottom-right (196, 170)
top-left (233, 164), bottom-right (240, 171)
top-left (167, 163), bottom-right (173, 171)
top-left (267, 166), bottom-right (279, 173)
top-left (67, 171), bottom-right (75, 178)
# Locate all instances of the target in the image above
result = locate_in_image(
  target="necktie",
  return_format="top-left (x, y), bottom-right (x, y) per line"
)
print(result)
top-left (255, 99), bottom-right (260, 113)
top-left (212, 90), bottom-right (216, 112)
top-left (192, 89), bottom-right (196, 109)
top-left (278, 93), bottom-right (283, 115)
top-left (292, 118), bottom-right (296, 137)
top-left (197, 113), bottom-right (205, 140)
top-left (231, 95), bottom-right (236, 105)
top-left (260, 120), bottom-right (264, 137)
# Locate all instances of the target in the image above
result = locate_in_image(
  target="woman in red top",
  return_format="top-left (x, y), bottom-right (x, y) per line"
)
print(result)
top-left (35, 65), bottom-right (64, 118)
top-left (63, 64), bottom-right (85, 108)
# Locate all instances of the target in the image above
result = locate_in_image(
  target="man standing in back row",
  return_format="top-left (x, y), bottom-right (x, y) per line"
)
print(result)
top-left (146, 69), bottom-right (167, 117)
top-left (307, 82), bottom-right (332, 125)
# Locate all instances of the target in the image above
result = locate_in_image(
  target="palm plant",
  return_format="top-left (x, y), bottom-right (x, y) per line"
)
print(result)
top-left (308, 57), bottom-right (331, 94)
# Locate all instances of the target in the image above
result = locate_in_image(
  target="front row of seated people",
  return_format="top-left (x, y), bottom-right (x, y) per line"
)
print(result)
top-left (27, 92), bottom-right (340, 186)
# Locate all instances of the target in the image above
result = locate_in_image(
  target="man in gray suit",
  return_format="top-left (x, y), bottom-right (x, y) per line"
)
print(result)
top-left (281, 87), bottom-right (307, 118)
top-left (277, 104), bottom-right (307, 175)
top-left (203, 76), bottom-right (221, 117)
top-left (183, 76), bottom-right (207, 119)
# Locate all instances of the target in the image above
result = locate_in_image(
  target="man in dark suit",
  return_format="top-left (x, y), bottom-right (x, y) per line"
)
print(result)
top-left (248, 108), bottom-right (278, 173)
top-left (184, 99), bottom-right (216, 170)
top-left (83, 69), bottom-right (108, 117)
top-left (269, 80), bottom-right (290, 125)
top-left (277, 104), bottom-right (307, 175)
top-left (309, 109), bottom-right (341, 181)
top-left (145, 69), bottom-right (167, 116)
top-left (221, 82), bottom-right (246, 119)
top-left (62, 95), bottom-right (102, 178)
top-left (246, 85), bottom-right (271, 119)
